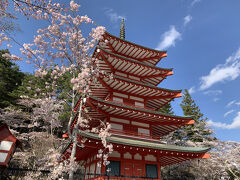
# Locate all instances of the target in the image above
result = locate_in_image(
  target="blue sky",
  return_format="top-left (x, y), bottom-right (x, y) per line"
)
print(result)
top-left (6, 0), bottom-right (240, 142)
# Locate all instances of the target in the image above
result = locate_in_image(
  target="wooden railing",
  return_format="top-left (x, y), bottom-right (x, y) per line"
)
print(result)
top-left (109, 129), bottom-right (161, 143)
top-left (85, 173), bottom-right (159, 180)
top-left (1, 168), bottom-right (160, 180)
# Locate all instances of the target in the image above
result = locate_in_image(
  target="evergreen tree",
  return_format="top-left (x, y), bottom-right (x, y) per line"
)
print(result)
top-left (158, 102), bottom-right (174, 115)
top-left (0, 50), bottom-right (25, 108)
top-left (179, 89), bottom-right (214, 142)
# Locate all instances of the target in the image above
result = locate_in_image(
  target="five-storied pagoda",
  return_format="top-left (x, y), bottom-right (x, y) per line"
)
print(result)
top-left (63, 19), bottom-right (210, 179)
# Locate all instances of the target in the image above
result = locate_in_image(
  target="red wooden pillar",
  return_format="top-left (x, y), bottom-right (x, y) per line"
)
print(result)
top-left (157, 164), bottom-right (162, 180)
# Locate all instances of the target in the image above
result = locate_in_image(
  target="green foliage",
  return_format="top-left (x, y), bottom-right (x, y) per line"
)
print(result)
top-left (158, 102), bottom-right (174, 115)
top-left (14, 73), bottom-right (47, 98)
top-left (55, 72), bottom-right (73, 129)
top-left (15, 70), bottom-right (72, 99)
top-left (15, 70), bottom-right (73, 129)
top-left (0, 49), bottom-right (25, 108)
top-left (179, 89), bottom-right (214, 142)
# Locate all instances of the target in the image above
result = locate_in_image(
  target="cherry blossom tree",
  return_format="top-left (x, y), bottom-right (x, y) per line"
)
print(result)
top-left (1, 0), bottom-right (112, 179)
top-left (161, 140), bottom-right (240, 179)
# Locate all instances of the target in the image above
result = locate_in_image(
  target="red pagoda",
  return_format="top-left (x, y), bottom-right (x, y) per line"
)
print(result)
top-left (63, 19), bottom-right (210, 179)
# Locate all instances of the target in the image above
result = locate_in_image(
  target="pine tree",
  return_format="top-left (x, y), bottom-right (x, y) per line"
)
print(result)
top-left (158, 102), bottom-right (174, 115)
top-left (179, 89), bottom-right (214, 142)
top-left (0, 50), bottom-right (25, 108)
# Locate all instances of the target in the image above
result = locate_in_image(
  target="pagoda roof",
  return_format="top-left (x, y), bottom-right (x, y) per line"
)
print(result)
top-left (98, 32), bottom-right (167, 66)
top-left (90, 74), bottom-right (181, 110)
top-left (86, 96), bottom-right (194, 137)
top-left (80, 130), bottom-right (210, 153)
top-left (95, 46), bottom-right (173, 86)
top-left (74, 130), bottom-right (210, 166)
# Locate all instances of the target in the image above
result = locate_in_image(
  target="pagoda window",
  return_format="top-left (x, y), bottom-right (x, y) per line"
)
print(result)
top-left (132, 121), bottom-right (149, 128)
top-left (110, 123), bottom-right (123, 131)
top-left (145, 164), bottom-right (158, 179)
top-left (129, 96), bottom-right (144, 102)
top-left (113, 97), bottom-right (123, 103)
top-left (106, 161), bottom-right (121, 176)
top-left (109, 151), bottom-right (121, 158)
top-left (123, 152), bottom-right (132, 159)
top-left (134, 153), bottom-right (142, 160)
top-left (124, 124), bottom-right (138, 133)
top-left (135, 101), bottom-right (144, 108)
top-left (110, 117), bottom-right (130, 124)
top-left (113, 92), bottom-right (128, 98)
top-left (138, 128), bottom-right (150, 136)
top-left (145, 154), bottom-right (157, 162)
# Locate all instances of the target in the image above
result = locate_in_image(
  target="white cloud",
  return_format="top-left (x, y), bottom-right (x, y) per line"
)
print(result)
top-left (203, 90), bottom-right (223, 96)
top-left (188, 86), bottom-right (196, 94)
top-left (104, 8), bottom-right (125, 23)
top-left (156, 26), bottom-right (181, 50)
top-left (236, 101), bottom-right (240, 105)
top-left (213, 98), bottom-right (220, 102)
top-left (183, 15), bottom-right (192, 26)
top-left (199, 48), bottom-right (240, 90)
top-left (224, 110), bottom-right (235, 117)
top-left (191, 0), bottom-right (202, 7)
top-left (208, 112), bottom-right (240, 129)
top-left (227, 100), bottom-right (236, 107)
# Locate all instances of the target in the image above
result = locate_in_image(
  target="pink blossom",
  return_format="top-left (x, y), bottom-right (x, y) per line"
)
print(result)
top-left (2, 53), bottom-right (11, 59)
top-left (11, 54), bottom-right (22, 61)
top-left (52, 70), bottom-right (58, 75)
top-left (70, 78), bottom-right (78, 84)
top-left (91, 26), bottom-right (106, 40)
top-left (70, 0), bottom-right (80, 11)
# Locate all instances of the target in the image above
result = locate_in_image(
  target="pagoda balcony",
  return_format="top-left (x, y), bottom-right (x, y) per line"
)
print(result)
top-left (109, 128), bottom-right (162, 143)
top-left (90, 73), bottom-right (182, 110)
top-left (85, 96), bottom-right (195, 138)
top-left (109, 99), bottom-right (154, 111)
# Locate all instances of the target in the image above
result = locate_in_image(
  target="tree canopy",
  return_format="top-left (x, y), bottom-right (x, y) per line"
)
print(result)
top-left (158, 102), bottom-right (174, 115)
top-left (0, 49), bottom-right (25, 108)
top-left (179, 89), bottom-right (214, 142)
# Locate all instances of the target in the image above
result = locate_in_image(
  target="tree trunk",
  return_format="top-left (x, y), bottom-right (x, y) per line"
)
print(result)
top-left (69, 98), bottom-right (83, 180)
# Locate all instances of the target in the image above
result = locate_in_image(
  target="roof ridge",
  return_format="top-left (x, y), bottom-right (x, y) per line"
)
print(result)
top-left (89, 96), bottom-right (194, 120)
top-left (97, 46), bottom-right (173, 71)
top-left (77, 129), bottom-right (211, 153)
top-left (105, 31), bottom-right (167, 54)
top-left (101, 73), bottom-right (182, 93)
